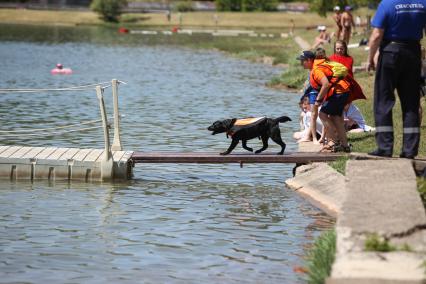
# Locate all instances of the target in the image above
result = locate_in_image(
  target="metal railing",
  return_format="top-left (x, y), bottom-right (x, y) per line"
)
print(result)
top-left (0, 79), bottom-right (125, 179)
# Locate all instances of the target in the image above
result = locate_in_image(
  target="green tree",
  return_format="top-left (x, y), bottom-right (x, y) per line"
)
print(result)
top-left (215, 0), bottom-right (242, 11)
top-left (309, 0), bottom-right (380, 16)
top-left (242, 0), bottom-right (278, 11)
top-left (90, 0), bottom-right (127, 22)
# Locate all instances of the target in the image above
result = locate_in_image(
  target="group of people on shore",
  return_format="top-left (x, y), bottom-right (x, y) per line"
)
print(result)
top-left (312, 5), bottom-right (357, 49)
top-left (297, 0), bottom-right (426, 159)
top-left (293, 40), bottom-right (369, 153)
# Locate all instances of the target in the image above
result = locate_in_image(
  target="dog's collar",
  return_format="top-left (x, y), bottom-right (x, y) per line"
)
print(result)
top-left (226, 131), bottom-right (234, 138)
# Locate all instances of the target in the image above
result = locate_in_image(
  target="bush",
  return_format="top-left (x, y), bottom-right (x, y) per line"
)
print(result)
top-left (175, 1), bottom-right (194, 12)
top-left (90, 0), bottom-right (127, 22)
top-left (215, 0), bottom-right (242, 11)
top-left (242, 0), bottom-right (278, 11)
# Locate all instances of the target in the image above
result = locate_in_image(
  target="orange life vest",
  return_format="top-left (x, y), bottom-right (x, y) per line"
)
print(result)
top-left (309, 59), bottom-right (365, 103)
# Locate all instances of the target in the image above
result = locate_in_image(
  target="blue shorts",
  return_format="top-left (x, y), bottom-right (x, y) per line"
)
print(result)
top-left (320, 92), bottom-right (349, 116)
top-left (308, 91), bottom-right (318, 105)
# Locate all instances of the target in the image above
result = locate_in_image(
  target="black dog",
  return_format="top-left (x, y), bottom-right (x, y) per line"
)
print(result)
top-left (207, 116), bottom-right (291, 155)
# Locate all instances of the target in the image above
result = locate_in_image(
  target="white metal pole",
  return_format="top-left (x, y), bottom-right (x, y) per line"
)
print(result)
top-left (111, 79), bottom-right (122, 151)
top-left (96, 85), bottom-right (113, 180)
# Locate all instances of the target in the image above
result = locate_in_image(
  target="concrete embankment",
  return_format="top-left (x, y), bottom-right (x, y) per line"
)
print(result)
top-left (285, 142), bottom-right (426, 283)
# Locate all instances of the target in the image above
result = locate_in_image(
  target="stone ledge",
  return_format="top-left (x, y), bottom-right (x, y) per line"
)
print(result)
top-left (286, 141), bottom-right (426, 283)
top-left (285, 162), bottom-right (346, 218)
top-left (327, 252), bottom-right (425, 284)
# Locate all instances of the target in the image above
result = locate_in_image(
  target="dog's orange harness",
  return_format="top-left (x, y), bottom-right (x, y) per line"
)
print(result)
top-left (227, 117), bottom-right (266, 137)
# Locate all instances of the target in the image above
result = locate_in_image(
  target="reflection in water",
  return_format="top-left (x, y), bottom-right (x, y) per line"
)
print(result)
top-left (0, 24), bottom-right (334, 283)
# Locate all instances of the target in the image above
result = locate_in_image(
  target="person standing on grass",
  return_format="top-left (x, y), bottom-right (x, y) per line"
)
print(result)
top-left (341, 6), bottom-right (355, 44)
top-left (367, 0), bottom-right (426, 159)
top-left (332, 6), bottom-right (342, 40)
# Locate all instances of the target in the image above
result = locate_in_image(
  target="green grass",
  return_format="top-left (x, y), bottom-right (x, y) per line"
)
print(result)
top-left (365, 233), bottom-right (397, 252)
top-left (306, 230), bottom-right (336, 284)
top-left (418, 178), bottom-right (426, 209)
top-left (329, 156), bottom-right (350, 175)
top-left (365, 233), bottom-right (413, 252)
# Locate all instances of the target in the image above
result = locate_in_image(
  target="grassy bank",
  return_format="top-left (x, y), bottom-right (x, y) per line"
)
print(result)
top-left (0, 8), bottom-right (338, 29)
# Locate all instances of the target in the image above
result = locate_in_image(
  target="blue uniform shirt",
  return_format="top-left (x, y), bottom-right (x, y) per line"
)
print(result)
top-left (371, 0), bottom-right (426, 41)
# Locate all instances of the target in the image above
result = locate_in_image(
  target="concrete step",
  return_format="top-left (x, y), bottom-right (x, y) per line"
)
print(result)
top-left (328, 159), bottom-right (426, 283)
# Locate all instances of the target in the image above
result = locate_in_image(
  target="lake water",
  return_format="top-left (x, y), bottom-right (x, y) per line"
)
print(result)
top-left (0, 24), bottom-right (332, 283)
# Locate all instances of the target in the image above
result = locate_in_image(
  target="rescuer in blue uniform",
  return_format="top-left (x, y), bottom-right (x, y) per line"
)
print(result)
top-left (367, 0), bottom-right (426, 158)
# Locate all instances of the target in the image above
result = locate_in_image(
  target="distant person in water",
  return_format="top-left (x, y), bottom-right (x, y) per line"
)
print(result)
top-left (51, 63), bottom-right (72, 75)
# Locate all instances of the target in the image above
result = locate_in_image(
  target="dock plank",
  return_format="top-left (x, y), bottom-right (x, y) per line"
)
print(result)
top-left (120, 151), bottom-right (133, 163)
top-left (131, 151), bottom-right (344, 164)
top-left (35, 147), bottom-right (58, 159)
top-left (112, 151), bottom-right (126, 162)
top-left (0, 146), bottom-right (11, 155)
top-left (0, 146), bottom-right (23, 158)
top-left (84, 149), bottom-right (103, 162)
top-left (8, 147), bottom-right (33, 159)
top-left (21, 147), bottom-right (46, 159)
top-left (72, 149), bottom-right (92, 161)
top-left (58, 148), bottom-right (80, 160)
top-left (47, 148), bottom-right (71, 160)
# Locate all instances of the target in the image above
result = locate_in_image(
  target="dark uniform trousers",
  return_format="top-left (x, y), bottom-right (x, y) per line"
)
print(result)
top-left (374, 41), bottom-right (421, 156)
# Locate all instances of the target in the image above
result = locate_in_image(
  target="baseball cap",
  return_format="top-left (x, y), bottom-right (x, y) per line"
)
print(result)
top-left (333, 6), bottom-right (340, 11)
top-left (345, 5), bottom-right (352, 11)
top-left (296, 51), bottom-right (315, 61)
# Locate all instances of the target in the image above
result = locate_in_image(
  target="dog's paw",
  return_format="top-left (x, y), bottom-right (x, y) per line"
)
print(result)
top-left (277, 151), bottom-right (284, 155)
top-left (254, 150), bottom-right (262, 154)
top-left (220, 151), bottom-right (230, 155)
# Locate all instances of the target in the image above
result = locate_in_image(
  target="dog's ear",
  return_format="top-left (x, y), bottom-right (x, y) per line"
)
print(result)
top-left (222, 118), bottom-right (237, 130)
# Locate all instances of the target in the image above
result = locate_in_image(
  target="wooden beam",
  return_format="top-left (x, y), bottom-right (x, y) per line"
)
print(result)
top-left (131, 151), bottom-right (344, 164)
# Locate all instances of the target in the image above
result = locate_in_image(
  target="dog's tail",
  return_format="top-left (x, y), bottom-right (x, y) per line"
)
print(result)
top-left (274, 116), bottom-right (292, 124)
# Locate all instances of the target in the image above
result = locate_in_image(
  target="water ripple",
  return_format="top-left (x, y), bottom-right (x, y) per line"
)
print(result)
top-left (0, 26), bottom-right (334, 284)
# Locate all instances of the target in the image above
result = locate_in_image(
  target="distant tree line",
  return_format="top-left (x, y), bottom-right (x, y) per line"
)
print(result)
top-left (215, 0), bottom-right (278, 11)
top-left (89, 0), bottom-right (380, 22)
top-left (309, 0), bottom-right (380, 16)
top-left (215, 0), bottom-right (380, 12)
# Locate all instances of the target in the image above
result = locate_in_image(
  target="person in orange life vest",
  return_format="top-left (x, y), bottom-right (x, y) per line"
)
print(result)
top-left (301, 47), bottom-right (328, 145)
top-left (297, 50), bottom-right (351, 152)
top-left (329, 40), bottom-right (353, 76)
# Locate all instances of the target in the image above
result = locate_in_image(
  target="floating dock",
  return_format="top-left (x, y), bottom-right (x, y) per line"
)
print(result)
top-left (0, 145), bottom-right (347, 181)
top-left (0, 146), bottom-right (133, 181)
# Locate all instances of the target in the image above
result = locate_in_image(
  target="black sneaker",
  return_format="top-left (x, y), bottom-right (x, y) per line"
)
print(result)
top-left (368, 149), bottom-right (392, 157)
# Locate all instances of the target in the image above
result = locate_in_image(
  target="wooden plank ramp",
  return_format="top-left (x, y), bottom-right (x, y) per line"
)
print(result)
top-left (131, 151), bottom-right (345, 164)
